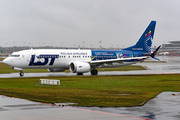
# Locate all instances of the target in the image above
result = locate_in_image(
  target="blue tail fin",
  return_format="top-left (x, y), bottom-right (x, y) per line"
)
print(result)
top-left (123, 21), bottom-right (156, 53)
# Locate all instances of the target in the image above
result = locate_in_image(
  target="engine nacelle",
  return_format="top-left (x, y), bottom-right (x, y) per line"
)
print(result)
top-left (48, 68), bottom-right (66, 72)
top-left (70, 61), bottom-right (90, 73)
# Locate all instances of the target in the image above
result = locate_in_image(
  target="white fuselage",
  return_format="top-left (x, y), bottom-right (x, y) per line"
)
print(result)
top-left (4, 49), bottom-right (92, 69)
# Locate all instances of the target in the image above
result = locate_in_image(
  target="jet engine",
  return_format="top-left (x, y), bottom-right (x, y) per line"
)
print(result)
top-left (69, 61), bottom-right (90, 73)
top-left (48, 68), bottom-right (66, 72)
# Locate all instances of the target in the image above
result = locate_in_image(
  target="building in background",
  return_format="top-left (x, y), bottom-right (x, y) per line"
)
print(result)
top-left (160, 41), bottom-right (180, 56)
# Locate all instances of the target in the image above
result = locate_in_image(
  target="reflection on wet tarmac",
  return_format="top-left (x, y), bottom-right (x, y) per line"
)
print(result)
top-left (0, 95), bottom-right (147, 120)
top-left (83, 92), bottom-right (180, 120)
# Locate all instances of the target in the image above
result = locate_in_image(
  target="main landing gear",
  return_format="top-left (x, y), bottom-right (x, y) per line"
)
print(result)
top-left (76, 69), bottom-right (98, 76)
top-left (91, 69), bottom-right (98, 75)
top-left (19, 71), bottom-right (24, 77)
top-left (77, 73), bottom-right (83, 75)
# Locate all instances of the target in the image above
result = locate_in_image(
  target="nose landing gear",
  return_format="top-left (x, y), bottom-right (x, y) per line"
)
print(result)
top-left (12, 67), bottom-right (24, 77)
top-left (19, 71), bottom-right (24, 77)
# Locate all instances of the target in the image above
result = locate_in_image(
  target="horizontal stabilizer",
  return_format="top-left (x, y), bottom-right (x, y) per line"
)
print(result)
top-left (151, 45), bottom-right (161, 61)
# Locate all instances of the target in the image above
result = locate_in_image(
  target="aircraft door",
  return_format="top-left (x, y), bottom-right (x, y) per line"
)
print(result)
top-left (134, 52), bottom-right (138, 57)
top-left (26, 51), bottom-right (31, 62)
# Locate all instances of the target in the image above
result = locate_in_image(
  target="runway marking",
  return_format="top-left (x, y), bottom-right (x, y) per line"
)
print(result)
top-left (65, 107), bottom-right (151, 120)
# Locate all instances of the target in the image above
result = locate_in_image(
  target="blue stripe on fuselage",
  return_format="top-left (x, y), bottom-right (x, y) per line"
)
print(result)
top-left (91, 50), bottom-right (145, 61)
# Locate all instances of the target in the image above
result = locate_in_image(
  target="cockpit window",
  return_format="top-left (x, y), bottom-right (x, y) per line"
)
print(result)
top-left (10, 55), bottom-right (20, 57)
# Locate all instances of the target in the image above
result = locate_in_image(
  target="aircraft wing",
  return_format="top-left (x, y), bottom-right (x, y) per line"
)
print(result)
top-left (90, 56), bottom-right (147, 66)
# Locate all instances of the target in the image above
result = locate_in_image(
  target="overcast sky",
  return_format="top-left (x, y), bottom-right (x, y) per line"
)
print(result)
top-left (1, 0), bottom-right (180, 48)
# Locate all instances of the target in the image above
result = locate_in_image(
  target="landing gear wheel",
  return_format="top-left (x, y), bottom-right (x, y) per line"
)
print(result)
top-left (20, 72), bottom-right (24, 77)
top-left (77, 73), bottom-right (83, 75)
top-left (91, 69), bottom-right (98, 75)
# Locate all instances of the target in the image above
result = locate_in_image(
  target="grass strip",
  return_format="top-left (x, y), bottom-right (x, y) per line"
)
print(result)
top-left (0, 74), bottom-right (179, 107)
top-left (0, 58), bottom-right (4, 61)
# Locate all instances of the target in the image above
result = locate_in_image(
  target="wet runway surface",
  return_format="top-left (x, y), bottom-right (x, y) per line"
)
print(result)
top-left (1, 56), bottom-right (180, 120)
top-left (0, 92), bottom-right (179, 120)
top-left (0, 95), bottom-right (147, 120)
top-left (84, 92), bottom-right (180, 120)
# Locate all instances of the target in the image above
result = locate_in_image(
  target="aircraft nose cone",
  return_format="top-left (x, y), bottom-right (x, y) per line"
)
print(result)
top-left (3, 58), bottom-right (8, 64)
top-left (3, 58), bottom-right (12, 66)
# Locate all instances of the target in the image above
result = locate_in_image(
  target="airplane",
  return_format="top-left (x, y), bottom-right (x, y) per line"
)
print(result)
top-left (3, 21), bottom-right (160, 76)
top-left (159, 52), bottom-right (169, 56)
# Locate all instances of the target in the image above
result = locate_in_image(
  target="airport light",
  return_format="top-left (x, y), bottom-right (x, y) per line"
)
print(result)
top-left (99, 41), bottom-right (102, 50)
top-left (13, 42), bottom-right (15, 52)
top-left (23, 42), bottom-right (25, 50)
top-left (6, 43), bottom-right (7, 55)
top-left (61, 43), bottom-right (63, 49)
top-left (83, 41), bottom-right (84, 49)
top-left (1, 50), bottom-right (2, 58)
top-left (29, 42), bottom-right (31, 49)
top-left (39, 42), bottom-right (40, 49)
top-left (51, 43), bottom-right (53, 49)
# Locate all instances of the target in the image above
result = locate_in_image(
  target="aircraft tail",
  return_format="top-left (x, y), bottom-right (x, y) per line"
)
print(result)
top-left (123, 21), bottom-right (156, 53)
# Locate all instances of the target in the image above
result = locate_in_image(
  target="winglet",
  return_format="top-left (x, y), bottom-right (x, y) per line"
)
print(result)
top-left (150, 45), bottom-right (161, 61)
